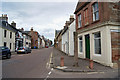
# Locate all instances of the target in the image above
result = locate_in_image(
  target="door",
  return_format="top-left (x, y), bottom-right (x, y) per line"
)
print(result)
top-left (85, 34), bottom-right (90, 59)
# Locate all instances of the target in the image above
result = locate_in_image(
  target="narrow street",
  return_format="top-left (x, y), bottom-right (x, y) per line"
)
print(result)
top-left (2, 47), bottom-right (52, 78)
top-left (2, 47), bottom-right (119, 79)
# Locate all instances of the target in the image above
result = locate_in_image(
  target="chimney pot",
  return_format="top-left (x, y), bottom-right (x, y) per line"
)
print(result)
top-left (31, 27), bottom-right (33, 31)
top-left (11, 21), bottom-right (16, 28)
top-left (21, 28), bottom-right (24, 31)
top-left (69, 15), bottom-right (74, 23)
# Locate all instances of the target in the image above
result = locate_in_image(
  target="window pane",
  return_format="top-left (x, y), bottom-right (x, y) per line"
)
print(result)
top-left (94, 32), bottom-right (101, 54)
top-left (79, 36), bottom-right (83, 52)
top-left (96, 12), bottom-right (99, 20)
top-left (95, 39), bottom-right (101, 54)
top-left (95, 2), bottom-right (99, 11)
top-left (79, 36), bottom-right (82, 40)
top-left (79, 41), bottom-right (83, 52)
top-left (94, 32), bottom-right (100, 38)
top-left (92, 2), bottom-right (99, 21)
top-left (78, 14), bottom-right (81, 28)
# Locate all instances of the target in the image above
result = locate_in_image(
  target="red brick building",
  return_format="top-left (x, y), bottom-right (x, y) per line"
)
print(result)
top-left (26, 28), bottom-right (39, 49)
top-left (74, 1), bottom-right (120, 68)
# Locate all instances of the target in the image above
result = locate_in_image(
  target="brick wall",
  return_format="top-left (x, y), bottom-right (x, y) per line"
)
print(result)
top-left (29, 31), bottom-right (38, 48)
top-left (111, 31), bottom-right (120, 63)
top-left (75, 2), bottom-right (120, 32)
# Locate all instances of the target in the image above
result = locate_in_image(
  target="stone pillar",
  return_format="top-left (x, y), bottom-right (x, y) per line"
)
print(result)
top-left (73, 32), bottom-right (79, 67)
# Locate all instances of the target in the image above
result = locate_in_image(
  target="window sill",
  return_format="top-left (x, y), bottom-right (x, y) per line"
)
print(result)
top-left (84, 23), bottom-right (89, 27)
top-left (78, 52), bottom-right (83, 54)
top-left (93, 54), bottom-right (101, 56)
top-left (92, 19), bottom-right (100, 24)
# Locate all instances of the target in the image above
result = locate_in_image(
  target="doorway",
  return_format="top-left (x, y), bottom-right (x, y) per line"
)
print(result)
top-left (85, 34), bottom-right (90, 59)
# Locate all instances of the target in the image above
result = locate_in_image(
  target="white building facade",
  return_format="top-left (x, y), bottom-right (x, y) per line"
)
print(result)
top-left (41, 37), bottom-right (45, 48)
top-left (23, 33), bottom-right (31, 48)
top-left (77, 22), bottom-right (120, 67)
top-left (62, 27), bottom-right (69, 55)
top-left (0, 22), bottom-right (16, 52)
top-left (68, 20), bottom-right (76, 56)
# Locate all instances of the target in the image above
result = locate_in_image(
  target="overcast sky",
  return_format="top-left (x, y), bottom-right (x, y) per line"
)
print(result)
top-left (1, 0), bottom-right (78, 42)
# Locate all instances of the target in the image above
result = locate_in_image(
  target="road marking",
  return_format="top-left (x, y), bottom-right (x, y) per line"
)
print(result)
top-left (48, 71), bottom-right (51, 75)
top-left (46, 52), bottom-right (53, 68)
top-left (44, 68), bottom-right (54, 80)
top-left (45, 52), bottom-right (53, 80)
top-left (87, 72), bottom-right (98, 74)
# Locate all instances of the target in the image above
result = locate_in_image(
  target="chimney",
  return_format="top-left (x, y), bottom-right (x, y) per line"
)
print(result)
top-left (65, 21), bottom-right (70, 27)
top-left (0, 14), bottom-right (8, 22)
top-left (31, 27), bottom-right (33, 31)
top-left (11, 21), bottom-right (16, 28)
top-left (21, 28), bottom-right (24, 31)
top-left (69, 15), bottom-right (74, 23)
top-left (64, 26), bottom-right (66, 29)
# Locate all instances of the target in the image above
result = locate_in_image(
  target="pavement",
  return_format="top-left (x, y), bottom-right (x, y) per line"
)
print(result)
top-left (52, 47), bottom-right (118, 73)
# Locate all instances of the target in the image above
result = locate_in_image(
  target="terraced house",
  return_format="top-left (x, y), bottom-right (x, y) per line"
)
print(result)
top-left (0, 14), bottom-right (17, 52)
top-left (74, 1), bottom-right (120, 68)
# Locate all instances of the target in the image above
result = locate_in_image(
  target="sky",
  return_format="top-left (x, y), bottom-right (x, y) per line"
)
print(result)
top-left (1, 0), bottom-right (78, 43)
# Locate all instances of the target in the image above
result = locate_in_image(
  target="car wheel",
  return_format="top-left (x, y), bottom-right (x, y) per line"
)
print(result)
top-left (6, 54), bottom-right (11, 59)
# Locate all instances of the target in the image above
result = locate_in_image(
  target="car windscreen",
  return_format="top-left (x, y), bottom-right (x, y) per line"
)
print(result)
top-left (0, 47), bottom-right (5, 50)
top-left (18, 47), bottom-right (24, 50)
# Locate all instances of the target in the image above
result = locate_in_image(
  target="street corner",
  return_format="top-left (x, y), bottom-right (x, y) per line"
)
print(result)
top-left (54, 66), bottom-right (69, 72)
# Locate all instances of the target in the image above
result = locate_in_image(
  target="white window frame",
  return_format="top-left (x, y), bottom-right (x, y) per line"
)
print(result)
top-left (94, 32), bottom-right (101, 55)
top-left (92, 2), bottom-right (99, 21)
top-left (79, 36), bottom-right (83, 53)
top-left (78, 14), bottom-right (82, 28)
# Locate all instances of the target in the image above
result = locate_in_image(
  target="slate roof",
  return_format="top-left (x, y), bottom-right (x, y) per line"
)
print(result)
top-left (18, 30), bottom-right (31, 37)
top-left (0, 21), bottom-right (18, 32)
top-left (55, 30), bottom-right (61, 37)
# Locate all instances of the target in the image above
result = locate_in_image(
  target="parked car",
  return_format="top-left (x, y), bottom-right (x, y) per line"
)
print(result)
top-left (45, 45), bottom-right (49, 48)
top-left (16, 47), bottom-right (31, 54)
top-left (0, 46), bottom-right (11, 59)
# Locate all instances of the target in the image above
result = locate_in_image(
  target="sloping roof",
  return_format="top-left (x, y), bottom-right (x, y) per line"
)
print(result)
top-left (0, 21), bottom-right (18, 32)
top-left (74, 2), bottom-right (89, 14)
top-left (62, 26), bottom-right (68, 35)
top-left (56, 29), bottom-right (63, 39)
top-left (55, 30), bottom-right (61, 37)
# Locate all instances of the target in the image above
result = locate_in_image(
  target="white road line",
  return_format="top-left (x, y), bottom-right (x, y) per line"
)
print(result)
top-left (87, 72), bottom-right (98, 74)
top-left (48, 71), bottom-right (51, 75)
top-left (45, 52), bottom-right (54, 80)
top-left (44, 68), bottom-right (54, 80)
top-left (51, 68), bottom-right (53, 71)
top-left (48, 52), bottom-right (53, 68)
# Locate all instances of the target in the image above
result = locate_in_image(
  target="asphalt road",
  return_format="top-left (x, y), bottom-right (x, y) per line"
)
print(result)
top-left (2, 47), bottom-right (52, 78)
top-left (2, 47), bottom-right (119, 80)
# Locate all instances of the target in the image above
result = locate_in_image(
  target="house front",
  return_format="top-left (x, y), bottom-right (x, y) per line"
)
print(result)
top-left (74, 2), bottom-right (120, 68)
top-left (23, 32), bottom-right (31, 48)
top-left (0, 14), bottom-right (17, 52)
top-left (27, 28), bottom-right (39, 49)
top-left (54, 30), bottom-right (61, 48)
top-left (68, 15), bottom-right (76, 56)
top-left (41, 36), bottom-right (45, 48)
top-left (62, 21), bottom-right (70, 55)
